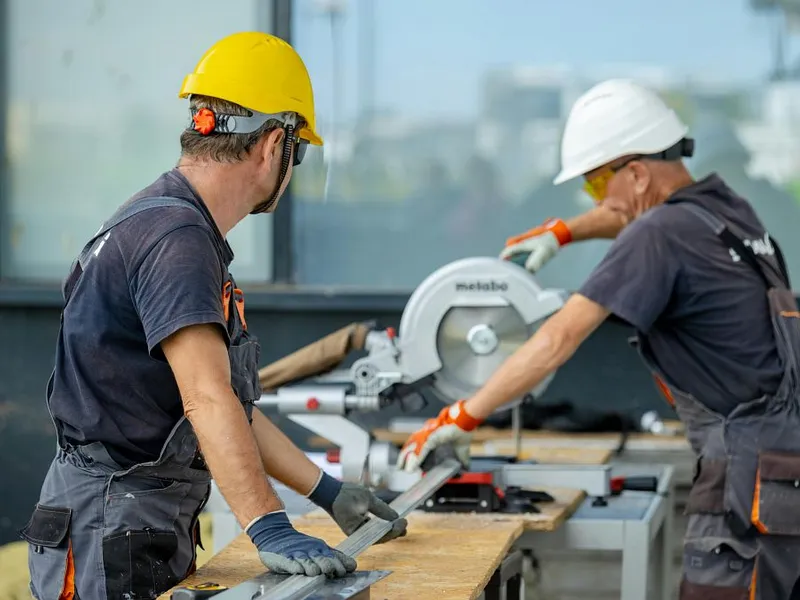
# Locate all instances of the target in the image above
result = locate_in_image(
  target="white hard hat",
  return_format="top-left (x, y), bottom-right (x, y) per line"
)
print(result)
top-left (553, 79), bottom-right (690, 185)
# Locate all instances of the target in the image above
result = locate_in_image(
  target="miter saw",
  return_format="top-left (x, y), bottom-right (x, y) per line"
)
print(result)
top-left (255, 256), bottom-right (614, 499)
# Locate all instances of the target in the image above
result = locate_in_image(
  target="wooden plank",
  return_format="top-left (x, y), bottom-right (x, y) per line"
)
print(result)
top-left (159, 514), bottom-right (525, 600)
top-left (472, 444), bottom-right (612, 465)
top-left (516, 486), bottom-right (585, 532)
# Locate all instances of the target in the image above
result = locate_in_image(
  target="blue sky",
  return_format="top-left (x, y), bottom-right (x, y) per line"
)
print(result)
top-left (294, 0), bottom-right (790, 124)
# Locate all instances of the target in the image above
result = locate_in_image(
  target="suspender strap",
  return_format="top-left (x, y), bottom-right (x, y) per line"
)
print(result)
top-left (62, 196), bottom-right (197, 305)
top-left (676, 201), bottom-right (791, 290)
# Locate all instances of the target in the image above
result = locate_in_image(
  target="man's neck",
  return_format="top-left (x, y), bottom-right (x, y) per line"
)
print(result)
top-left (652, 166), bottom-right (695, 207)
top-left (176, 160), bottom-right (254, 236)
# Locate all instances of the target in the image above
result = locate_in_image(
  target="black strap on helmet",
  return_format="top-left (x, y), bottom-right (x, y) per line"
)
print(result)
top-left (644, 137), bottom-right (695, 161)
top-left (251, 123), bottom-right (297, 214)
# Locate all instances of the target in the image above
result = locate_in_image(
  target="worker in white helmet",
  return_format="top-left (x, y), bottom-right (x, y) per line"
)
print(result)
top-left (399, 79), bottom-right (800, 598)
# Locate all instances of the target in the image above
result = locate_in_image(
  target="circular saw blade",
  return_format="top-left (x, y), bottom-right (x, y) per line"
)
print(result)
top-left (433, 305), bottom-right (530, 402)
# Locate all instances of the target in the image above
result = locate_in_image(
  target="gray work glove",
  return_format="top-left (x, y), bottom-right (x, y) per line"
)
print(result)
top-left (499, 218), bottom-right (572, 273)
top-left (309, 471), bottom-right (408, 544)
top-left (247, 510), bottom-right (357, 577)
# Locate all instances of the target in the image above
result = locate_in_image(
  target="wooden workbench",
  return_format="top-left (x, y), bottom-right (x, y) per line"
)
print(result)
top-left (160, 487), bottom-right (585, 600)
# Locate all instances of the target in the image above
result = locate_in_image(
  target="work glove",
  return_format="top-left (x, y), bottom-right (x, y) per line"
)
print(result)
top-left (397, 399), bottom-right (483, 473)
top-left (247, 510), bottom-right (357, 577)
top-left (499, 218), bottom-right (573, 273)
top-left (308, 470), bottom-right (408, 544)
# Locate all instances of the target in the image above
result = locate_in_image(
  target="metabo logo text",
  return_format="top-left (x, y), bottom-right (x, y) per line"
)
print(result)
top-left (455, 280), bottom-right (509, 292)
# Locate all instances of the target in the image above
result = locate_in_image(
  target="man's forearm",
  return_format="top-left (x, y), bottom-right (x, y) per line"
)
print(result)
top-left (564, 206), bottom-right (627, 241)
top-left (251, 409), bottom-right (321, 496)
top-left (463, 326), bottom-right (571, 420)
top-left (185, 391), bottom-right (283, 528)
top-left (463, 295), bottom-right (610, 420)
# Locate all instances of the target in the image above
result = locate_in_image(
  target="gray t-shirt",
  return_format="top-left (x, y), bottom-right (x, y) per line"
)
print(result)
top-left (579, 174), bottom-right (784, 415)
top-left (48, 169), bottom-right (234, 465)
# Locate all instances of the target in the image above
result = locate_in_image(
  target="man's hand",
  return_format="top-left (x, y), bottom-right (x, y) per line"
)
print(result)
top-left (249, 411), bottom-right (407, 543)
top-left (397, 400), bottom-right (483, 473)
top-left (247, 511), bottom-right (357, 576)
top-left (500, 207), bottom-right (628, 273)
top-left (500, 218), bottom-right (572, 273)
top-left (307, 471), bottom-right (408, 543)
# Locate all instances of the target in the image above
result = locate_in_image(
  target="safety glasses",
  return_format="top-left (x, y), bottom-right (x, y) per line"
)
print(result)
top-left (293, 137), bottom-right (308, 166)
top-left (582, 156), bottom-right (640, 203)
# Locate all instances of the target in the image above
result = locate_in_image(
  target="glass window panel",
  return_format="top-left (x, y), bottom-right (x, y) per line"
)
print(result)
top-left (291, 0), bottom-right (800, 290)
top-left (5, 0), bottom-right (273, 283)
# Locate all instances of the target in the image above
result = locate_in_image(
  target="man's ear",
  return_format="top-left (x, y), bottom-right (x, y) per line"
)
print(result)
top-left (629, 160), bottom-right (651, 195)
top-left (261, 128), bottom-right (286, 164)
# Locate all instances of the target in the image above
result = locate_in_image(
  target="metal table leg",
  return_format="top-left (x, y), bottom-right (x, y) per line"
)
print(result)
top-left (621, 519), bottom-right (651, 600)
top-left (654, 470), bottom-right (676, 600)
top-left (617, 465), bottom-right (674, 600)
top-left (481, 550), bottom-right (525, 600)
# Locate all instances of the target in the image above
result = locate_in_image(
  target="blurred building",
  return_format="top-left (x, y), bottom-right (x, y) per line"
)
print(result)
top-left (739, 81), bottom-right (800, 184)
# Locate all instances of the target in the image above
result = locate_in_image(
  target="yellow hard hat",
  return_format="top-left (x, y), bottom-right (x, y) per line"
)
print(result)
top-left (179, 32), bottom-right (322, 146)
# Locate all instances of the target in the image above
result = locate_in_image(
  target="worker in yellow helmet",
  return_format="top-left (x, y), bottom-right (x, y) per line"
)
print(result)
top-left (24, 32), bottom-right (405, 600)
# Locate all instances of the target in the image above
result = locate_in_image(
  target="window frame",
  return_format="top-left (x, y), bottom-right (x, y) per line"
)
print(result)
top-left (270, 0), bottom-right (294, 284)
top-left (0, 0), bottom-right (8, 283)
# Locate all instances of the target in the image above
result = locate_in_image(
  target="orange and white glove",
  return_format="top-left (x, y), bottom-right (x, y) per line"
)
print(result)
top-left (499, 218), bottom-right (572, 273)
top-left (396, 400), bottom-right (483, 473)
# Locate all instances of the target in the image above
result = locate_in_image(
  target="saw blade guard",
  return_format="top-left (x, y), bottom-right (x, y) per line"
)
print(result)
top-left (397, 257), bottom-right (566, 406)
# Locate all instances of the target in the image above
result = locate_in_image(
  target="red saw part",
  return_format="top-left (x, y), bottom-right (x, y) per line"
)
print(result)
top-left (446, 472), bottom-right (494, 485)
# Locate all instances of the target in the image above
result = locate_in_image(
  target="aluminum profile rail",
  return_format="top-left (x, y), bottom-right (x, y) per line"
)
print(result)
top-left (214, 458), bottom-right (462, 600)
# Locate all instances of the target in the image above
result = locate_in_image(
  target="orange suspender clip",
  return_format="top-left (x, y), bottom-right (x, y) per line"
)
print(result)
top-left (222, 281), bottom-right (232, 322)
top-left (233, 287), bottom-right (247, 330)
top-left (221, 281), bottom-right (247, 330)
